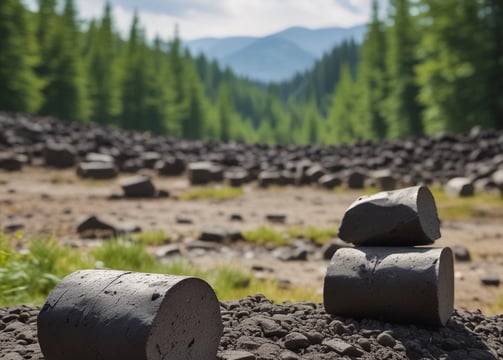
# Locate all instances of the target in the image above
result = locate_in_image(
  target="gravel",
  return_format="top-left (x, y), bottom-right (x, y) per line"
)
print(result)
top-left (1, 296), bottom-right (502, 359)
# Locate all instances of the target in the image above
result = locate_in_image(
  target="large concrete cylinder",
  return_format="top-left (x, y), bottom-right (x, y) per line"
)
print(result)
top-left (324, 247), bottom-right (454, 326)
top-left (338, 186), bottom-right (441, 246)
top-left (37, 270), bottom-right (223, 360)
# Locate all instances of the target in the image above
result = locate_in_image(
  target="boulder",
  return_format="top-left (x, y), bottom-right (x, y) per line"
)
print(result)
top-left (188, 162), bottom-right (218, 185)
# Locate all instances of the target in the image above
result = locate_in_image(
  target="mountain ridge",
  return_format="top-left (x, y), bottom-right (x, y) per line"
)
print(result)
top-left (185, 25), bottom-right (366, 83)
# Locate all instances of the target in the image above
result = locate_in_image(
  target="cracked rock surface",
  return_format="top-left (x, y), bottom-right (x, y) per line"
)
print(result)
top-left (1, 295), bottom-right (502, 359)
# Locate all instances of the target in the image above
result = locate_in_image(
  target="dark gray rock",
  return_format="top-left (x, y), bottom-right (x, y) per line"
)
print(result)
top-left (265, 214), bottom-right (286, 224)
top-left (322, 339), bottom-right (364, 357)
top-left (120, 175), bottom-right (156, 198)
top-left (218, 350), bottom-right (256, 360)
top-left (283, 332), bottom-right (310, 350)
top-left (274, 247), bottom-right (308, 261)
top-left (376, 331), bottom-right (396, 348)
top-left (480, 274), bottom-right (500, 286)
top-left (44, 143), bottom-right (76, 168)
top-left (445, 177), bottom-right (475, 197)
top-left (452, 246), bottom-right (471, 262)
top-left (0, 152), bottom-right (27, 171)
top-left (320, 238), bottom-right (351, 260)
top-left (156, 156), bottom-right (186, 176)
top-left (188, 162), bottom-right (219, 185)
top-left (76, 162), bottom-right (118, 179)
top-left (318, 174), bottom-right (342, 189)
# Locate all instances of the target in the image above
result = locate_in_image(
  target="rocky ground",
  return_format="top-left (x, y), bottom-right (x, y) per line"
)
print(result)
top-left (1, 113), bottom-right (503, 358)
top-left (1, 166), bottom-right (502, 312)
top-left (1, 296), bottom-right (502, 359)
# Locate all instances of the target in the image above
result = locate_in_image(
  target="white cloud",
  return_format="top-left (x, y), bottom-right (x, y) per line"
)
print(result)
top-left (27, 0), bottom-right (388, 41)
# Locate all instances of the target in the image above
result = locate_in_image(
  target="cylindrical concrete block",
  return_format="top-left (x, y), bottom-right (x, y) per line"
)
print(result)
top-left (338, 186), bottom-right (441, 246)
top-left (324, 247), bottom-right (454, 326)
top-left (37, 270), bottom-right (223, 360)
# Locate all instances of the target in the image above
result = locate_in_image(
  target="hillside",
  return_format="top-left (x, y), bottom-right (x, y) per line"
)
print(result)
top-left (185, 25), bottom-right (366, 82)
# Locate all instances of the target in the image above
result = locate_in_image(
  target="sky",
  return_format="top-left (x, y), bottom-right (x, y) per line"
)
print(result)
top-left (25, 0), bottom-right (386, 41)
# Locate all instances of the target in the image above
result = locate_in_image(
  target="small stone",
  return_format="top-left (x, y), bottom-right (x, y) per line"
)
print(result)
top-left (377, 332), bottom-right (397, 348)
top-left (357, 338), bottom-right (371, 352)
top-left (322, 339), bottom-right (364, 357)
top-left (218, 350), bottom-right (255, 360)
top-left (279, 350), bottom-right (300, 360)
top-left (480, 274), bottom-right (500, 286)
top-left (452, 246), bottom-right (471, 262)
top-left (265, 214), bottom-right (286, 224)
top-left (283, 332), bottom-right (310, 350)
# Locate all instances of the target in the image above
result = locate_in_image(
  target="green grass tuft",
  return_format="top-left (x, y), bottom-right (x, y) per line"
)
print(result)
top-left (242, 226), bottom-right (290, 246)
top-left (180, 186), bottom-right (244, 200)
top-left (0, 232), bottom-right (322, 306)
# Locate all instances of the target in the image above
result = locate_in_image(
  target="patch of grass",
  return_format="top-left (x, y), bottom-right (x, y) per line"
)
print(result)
top-left (129, 230), bottom-right (171, 246)
top-left (489, 291), bottom-right (503, 315)
top-left (0, 232), bottom-right (321, 306)
top-left (242, 226), bottom-right (290, 246)
top-left (287, 226), bottom-right (338, 245)
top-left (429, 186), bottom-right (503, 220)
top-left (0, 234), bottom-right (92, 305)
top-left (180, 186), bottom-right (244, 200)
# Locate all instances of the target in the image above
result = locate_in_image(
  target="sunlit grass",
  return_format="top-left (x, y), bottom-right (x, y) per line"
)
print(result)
top-left (180, 186), bottom-right (245, 200)
top-left (242, 226), bottom-right (290, 246)
top-left (429, 186), bottom-right (503, 220)
top-left (129, 230), bottom-right (171, 246)
top-left (489, 291), bottom-right (503, 315)
top-left (0, 232), bottom-right (320, 307)
top-left (287, 226), bottom-right (338, 245)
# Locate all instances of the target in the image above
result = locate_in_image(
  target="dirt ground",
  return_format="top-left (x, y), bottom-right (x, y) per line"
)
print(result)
top-left (1, 166), bottom-right (502, 313)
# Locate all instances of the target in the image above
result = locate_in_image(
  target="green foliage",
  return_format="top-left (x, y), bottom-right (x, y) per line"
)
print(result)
top-left (129, 230), bottom-right (171, 246)
top-left (0, 233), bottom-right (322, 306)
top-left (286, 226), bottom-right (339, 245)
top-left (382, 0), bottom-right (423, 138)
top-left (0, 0), bottom-right (501, 144)
top-left (0, 0), bottom-right (43, 113)
top-left (242, 227), bottom-right (290, 246)
top-left (325, 64), bottom-right (356, 144)
top-left (180, 186), bottom-right (245, 200)
top-left (416, 0), bottom-right (493, 134)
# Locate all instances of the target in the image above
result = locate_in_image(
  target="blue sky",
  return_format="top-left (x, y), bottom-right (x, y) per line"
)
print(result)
top-left (25, 0), bottom-right (387, 40)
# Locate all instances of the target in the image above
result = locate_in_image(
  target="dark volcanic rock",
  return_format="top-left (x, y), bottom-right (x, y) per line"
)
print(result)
top-left (0, 152), bottom-right (27, 171)
top-left (43, 142), bottom-right (76, 168)
top-left (1, 297), bottom-right (502, 360)
top-left (120, 174), bottom-right (157, 198)
top-left (76, 162), bottom-right (118, 179)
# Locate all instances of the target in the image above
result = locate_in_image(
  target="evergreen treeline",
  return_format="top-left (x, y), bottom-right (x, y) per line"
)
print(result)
top-left (0, 0), bottom-right (501, 145)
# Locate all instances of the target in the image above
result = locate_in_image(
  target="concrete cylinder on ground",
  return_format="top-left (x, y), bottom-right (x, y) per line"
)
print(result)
top-left (324, 247), bottom-right (454, 326)
top-left (338, 186), bottom-right (441, 246)
top-left (37, 270), bottom-right (223, 360)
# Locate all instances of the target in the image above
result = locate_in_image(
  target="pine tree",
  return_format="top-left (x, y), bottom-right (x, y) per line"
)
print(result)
top-left (37, 0), bottom-right (89, 121)
top-left (0, 0), bottom-right (42, 112)
top-left (86, 2), bottom-right (121, 124)
top-left (355, 0), bottom-right (388, 140)
top-left (416, 0), bottom-right (493, 133)
top-left (326, 64), bottom-right (356, 144)
top-left (383, 0), bottom-right (423, 138)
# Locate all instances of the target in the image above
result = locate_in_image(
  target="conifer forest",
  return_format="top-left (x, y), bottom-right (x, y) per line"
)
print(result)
top-left (0, 0), bottom-right (502, 145)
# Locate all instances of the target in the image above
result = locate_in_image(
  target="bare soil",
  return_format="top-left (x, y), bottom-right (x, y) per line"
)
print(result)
top-left (1, 166), bottom-right (502, 313)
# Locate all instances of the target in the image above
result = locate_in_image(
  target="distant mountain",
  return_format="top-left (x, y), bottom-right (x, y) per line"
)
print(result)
top-left (185, 25), bottom-right (366, 83)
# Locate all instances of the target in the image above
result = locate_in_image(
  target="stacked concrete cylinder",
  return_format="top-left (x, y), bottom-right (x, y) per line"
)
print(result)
top-left (324, 186), bottom-right (454, 326)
